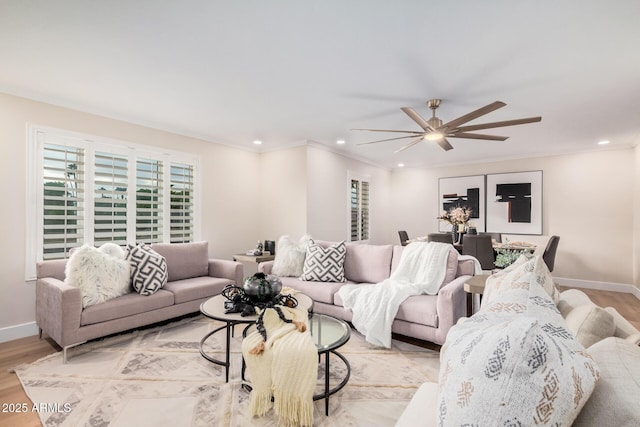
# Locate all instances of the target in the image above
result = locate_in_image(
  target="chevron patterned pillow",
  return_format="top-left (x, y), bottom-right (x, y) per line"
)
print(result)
top-left (126, 244), bottom-right (168, 295)
top-left (300, 240), bottom-right (346, 282)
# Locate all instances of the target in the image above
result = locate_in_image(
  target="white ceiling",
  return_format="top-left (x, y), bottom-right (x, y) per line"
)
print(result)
top-left (1, 1), bottom-right (639, 169)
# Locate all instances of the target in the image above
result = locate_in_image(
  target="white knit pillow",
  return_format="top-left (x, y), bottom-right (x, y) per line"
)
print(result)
top-left (272, 235), bottom-right (311, 277)
top-left (65, 243), bottom-right (131, 307)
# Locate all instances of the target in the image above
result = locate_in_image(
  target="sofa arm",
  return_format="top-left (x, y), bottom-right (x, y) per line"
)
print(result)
top-left (435, 275), bottom-right (471, 343)
top-left (208, 259), bottom-right (243, 285)
top-left (36, 277), bottom-right (83, 348)
top-left (258, 260), bottom-right (274, 274)
top-left (36, 259), bottom-right (67, 281)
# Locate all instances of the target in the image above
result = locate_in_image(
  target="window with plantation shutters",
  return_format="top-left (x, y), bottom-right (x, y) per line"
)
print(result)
top-left (170, 163), bottom-right (194, 243)
top-left (42, 143), bottom-right (85, 260)
top-left (350, 177), bottom-right (370, 242)
top-left (136, 159), bottom-right (163, 243)
top-left (27, 126), bottom-right (200, 280)
top-left (94, 152), bottom-right (128, 245)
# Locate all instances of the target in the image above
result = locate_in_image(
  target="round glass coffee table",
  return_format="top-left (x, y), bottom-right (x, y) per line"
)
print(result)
top-left (199, 293), bottom-right (313, 382)
top-left (309, 313), bottom-right (351, 416)
top-left (242, 313), bottom-right (351, 416)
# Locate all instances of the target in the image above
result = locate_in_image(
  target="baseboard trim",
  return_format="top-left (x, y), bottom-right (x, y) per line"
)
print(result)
top-left (554, 276), bottom-right (640, 300)
top-left (0, 321), bottom-right (39, 344)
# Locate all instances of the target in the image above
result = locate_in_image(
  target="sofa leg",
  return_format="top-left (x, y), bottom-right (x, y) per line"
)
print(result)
top-left (38, 328), bottom-right (43, 339)
top-left (62, 342), bottom-right (86, 364)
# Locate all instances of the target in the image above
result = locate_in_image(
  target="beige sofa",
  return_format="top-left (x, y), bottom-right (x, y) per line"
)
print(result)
top-left (396, 256), bottom-right (640, 427)
top-left (36, 242), bottom-right (243, 362)
top-left (259, 241), bottom-right (475, 346)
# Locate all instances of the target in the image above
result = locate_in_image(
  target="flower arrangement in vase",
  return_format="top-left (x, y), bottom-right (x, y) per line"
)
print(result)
top-left (437, 206), bottom-right (472, 244)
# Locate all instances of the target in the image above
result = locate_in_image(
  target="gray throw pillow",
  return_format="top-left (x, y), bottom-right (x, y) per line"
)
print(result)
top-left (300, 240), bottom-right (346, 282)
top-left (126, 244), bottom-right (168, 295)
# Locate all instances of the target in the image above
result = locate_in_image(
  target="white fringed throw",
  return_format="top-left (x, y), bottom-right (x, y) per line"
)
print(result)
top-left (242, 306), bottom-right (317, 427)
top-left (338, 242), bottom-right (453, 348)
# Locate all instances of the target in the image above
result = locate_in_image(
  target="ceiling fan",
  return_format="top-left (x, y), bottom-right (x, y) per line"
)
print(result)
top-left (353, 99), bottom-right (541, 153)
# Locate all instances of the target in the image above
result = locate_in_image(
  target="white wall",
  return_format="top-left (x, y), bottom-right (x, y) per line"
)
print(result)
top-left (306, 144), bottom-right (391, 243)
top-left (0, 93), bottom-right (261, 332)
top-left (634, 144), bottom-right (640, 286)
top-left (390, 149), bottom-right (635, 285)
top-left (258, 146), bottom-right (308, 241)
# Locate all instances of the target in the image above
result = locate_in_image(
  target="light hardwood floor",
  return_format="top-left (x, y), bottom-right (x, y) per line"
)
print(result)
top-left (1, 287), bottom-right (639, 426)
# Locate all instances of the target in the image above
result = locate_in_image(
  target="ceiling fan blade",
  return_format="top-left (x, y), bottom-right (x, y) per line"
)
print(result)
top-left (435, 137), bottom-right (454, 151)
top-left (352, 128), bottom-right (424, 134)
top-left (357, 134), bottom-right (423, 145)
top-left (394, 136), bottom-right (425, 153)
top-left (441, 101), bottom-right (506, 130)
top-left (400, 107), bottom-right (435, 132)
top-left (450, 132), bottom-right (509, 141)
top-left (453, 116), bottom-right (542, 132)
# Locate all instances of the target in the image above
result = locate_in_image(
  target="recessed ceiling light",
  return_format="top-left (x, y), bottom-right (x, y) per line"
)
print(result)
top-left (397, 163), bottom-right (405, 168)
top-left (253, 140), bottom-right (263, 145)
top-left (597, 140), bottom-right (610, 145)
top-left (336, 139), bottom-right (346, 145)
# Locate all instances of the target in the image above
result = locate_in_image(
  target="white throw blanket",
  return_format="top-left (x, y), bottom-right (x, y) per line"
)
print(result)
top-left (338, 242), bottom-right (454, 348)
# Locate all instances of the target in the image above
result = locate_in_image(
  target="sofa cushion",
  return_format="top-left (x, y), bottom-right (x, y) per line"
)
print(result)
top-left (279, 276), bottom-right (349, 305)
top-left (574, 337), bottom-right (640, 427)
top-left (271, 235), bottom-right (312, 277)
top-left (565, 304), bottom-right (616, 348)
top-left (438, 255), bottom-right (600, 426)
top-left (80, 289), bottom-right (174, 326)
top-left (127, 244), bottom-right (168, 295)
top-left (395, 295), bottom-right (438, 328)
top-left (300, 240), bottom-right (346, 282)
top-left (163, 276), bottom-right (231, 304)
top-left (343, 243), bottom-right (393, 283)
top-left (151, 241), bottom-right (208, 281)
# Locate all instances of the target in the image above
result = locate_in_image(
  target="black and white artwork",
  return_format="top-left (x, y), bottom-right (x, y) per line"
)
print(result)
top-left (438, 175), bottom-right (485, 232)
top-left (486, 171), bottom-right (542, 234)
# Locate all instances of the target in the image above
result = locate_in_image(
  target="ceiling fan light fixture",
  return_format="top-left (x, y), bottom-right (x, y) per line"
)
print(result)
top-left (424, 132), bottom-right (443, 141)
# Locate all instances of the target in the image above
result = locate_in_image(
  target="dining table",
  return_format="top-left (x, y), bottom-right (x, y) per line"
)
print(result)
top-left (407, 235), bottom-right (537, 255)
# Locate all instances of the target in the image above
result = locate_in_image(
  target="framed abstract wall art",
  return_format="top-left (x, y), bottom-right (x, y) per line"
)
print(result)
top-left (438, 175), bottom-right (486, 232)
top-left (486, 170), bottom-right (543, 235)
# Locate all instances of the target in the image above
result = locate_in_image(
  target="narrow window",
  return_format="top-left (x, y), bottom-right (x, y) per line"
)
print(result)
top-left (350, 177), bottom-right (370, 241)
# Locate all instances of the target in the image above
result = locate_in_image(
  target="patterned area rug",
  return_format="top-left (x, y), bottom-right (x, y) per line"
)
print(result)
top-left (14, 316), bottom-right (440, 426)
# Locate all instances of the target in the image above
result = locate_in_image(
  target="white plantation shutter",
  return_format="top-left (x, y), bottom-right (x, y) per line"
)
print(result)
top-left (350, 179), bottom-right (360, 241)
top-left (170, 163), bottom-right (194, 243)
top-left (94, 152), bottom-right (128, 245)
top-left (350, 177), bottom-right (370, 242)
top-left (27, 126), bottom-right (200, 280)
top-left (42, 143), bottom-right (85, 259)
top-left (136, 159), bottom-right (163, 243)
top-left (361, 181), bottom-right (370, 240)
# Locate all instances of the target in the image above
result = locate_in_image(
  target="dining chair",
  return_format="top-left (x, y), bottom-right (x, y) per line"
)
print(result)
top-left (427, 233), bottom-right (453, 244)
top-left (479, 232), bottom-right (502, 243)
top-left (398, 230), bottom-right (410, 246)
top-left (542, 235), bottom-right (560, 272)
top-left (462, 234), bottom-right (496, 270)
